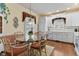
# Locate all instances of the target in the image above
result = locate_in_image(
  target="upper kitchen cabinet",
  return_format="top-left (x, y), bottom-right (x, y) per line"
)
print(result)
top-left (66, 12), bottom-right (79, 26)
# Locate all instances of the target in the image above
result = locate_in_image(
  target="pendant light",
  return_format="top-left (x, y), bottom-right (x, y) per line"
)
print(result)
top-left (28, 3), bottom-right (33, 25)
top-left (25, 3), bottom-right (32, 24)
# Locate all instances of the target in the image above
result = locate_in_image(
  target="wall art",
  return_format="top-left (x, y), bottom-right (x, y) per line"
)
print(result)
top-left (13, 17), bottom-right (19, 28)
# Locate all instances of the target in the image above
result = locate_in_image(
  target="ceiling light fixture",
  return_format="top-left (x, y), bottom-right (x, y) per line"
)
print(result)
top-left (74, 3), bottom-right (78, 6)
top-left (56, 10), bottom-right (59, 12)
top-left (67, 8), bottom-right (70, 10)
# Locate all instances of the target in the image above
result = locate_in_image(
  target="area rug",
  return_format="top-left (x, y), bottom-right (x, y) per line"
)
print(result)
top-left (32, 45), bottom-right (54, 56)
top-left (32, 45), bottom-right (55, 56)
top-left (41, 45), bottom-right (55, 56)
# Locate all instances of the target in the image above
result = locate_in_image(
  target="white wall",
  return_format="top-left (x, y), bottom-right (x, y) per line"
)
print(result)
top-left (45, 11), bottom-right (79, 32)
top-left (0, 3), bottom-right (39, 37)
top-left (39, 16), bottom-right (46, 32)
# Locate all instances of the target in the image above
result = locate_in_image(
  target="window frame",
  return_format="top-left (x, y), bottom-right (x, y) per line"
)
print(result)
top-left (0, 14), bottom-right (3, 34)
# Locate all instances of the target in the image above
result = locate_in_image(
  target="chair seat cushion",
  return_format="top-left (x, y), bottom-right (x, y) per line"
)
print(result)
top-left (31, 42), bottom-right (41, 49)
top-left (6, 44), bottom-right (27, 56)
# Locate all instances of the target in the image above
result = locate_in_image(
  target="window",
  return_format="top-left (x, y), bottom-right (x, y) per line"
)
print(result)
top-left (0, 16), bottom-right (2, 33)
top-left (52, 17), bottom-right (66, 29)
top-left (54, 20), bottom-right (64, 29)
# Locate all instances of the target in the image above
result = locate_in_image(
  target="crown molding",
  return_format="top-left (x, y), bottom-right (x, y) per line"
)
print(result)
top-left (39, 6), bottom-right (79, 16)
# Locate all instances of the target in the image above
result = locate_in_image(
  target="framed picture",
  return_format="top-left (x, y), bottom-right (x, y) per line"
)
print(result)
top-left (13, 17), bottom-right (19, 28)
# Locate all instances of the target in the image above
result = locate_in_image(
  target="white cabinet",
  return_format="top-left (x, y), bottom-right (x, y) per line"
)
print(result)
top-left (48, 33), bottom-right (53, 40)
top-left (74, 32), bottom-right (79, 55)
top-left (0, 39), bottom-right (4, 53)
top-left (48, 32), bottom-right (74, 43)
top-left (0, 43), bottom-right (4, 53)
top-left (66, 12), bottom-right (79, 26)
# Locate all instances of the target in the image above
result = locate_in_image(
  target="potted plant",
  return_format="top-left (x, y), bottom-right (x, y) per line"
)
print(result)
top-left (28, 31), bottom-right (33, 40)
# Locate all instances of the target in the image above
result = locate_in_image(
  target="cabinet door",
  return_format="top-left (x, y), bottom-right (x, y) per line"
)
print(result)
top-left (53, 32), bottom-right (58, 40)
top-left (67, 32), bottom-right (74, 43)
top-left (62, 32), bottom-right (68, 42)
top-left (74, 36), bottom-right (79, 55)
top-left (55, 32), bottom-right (59, 41)
top-left (0, 44), bottom-right (4, 52)
top-left (66, 12), bottom-right (79, 26)
top-left (59, 32), bottom-right (64, 41)
top-left (62, 32), bottom-right (74, 43)
top-left (48, 32), bottom-right (53, 40)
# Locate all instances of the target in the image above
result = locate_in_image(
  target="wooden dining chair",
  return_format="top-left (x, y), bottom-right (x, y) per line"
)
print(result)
top-left (31, 32), bottom-right (47, 56)
top-left (14, 31), bottom-right (25, 42)
top-left (1, 35), bottom-right (28, 56)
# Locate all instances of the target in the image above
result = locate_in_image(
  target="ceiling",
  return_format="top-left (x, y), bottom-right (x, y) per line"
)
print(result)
top-left (18, 3), bottom-right (79, 15)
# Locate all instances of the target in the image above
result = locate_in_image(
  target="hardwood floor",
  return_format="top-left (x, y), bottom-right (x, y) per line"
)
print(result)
top-left (46, 40), bottom-right (77, 56)
top-left (3, 40), bottom-right (76, 56)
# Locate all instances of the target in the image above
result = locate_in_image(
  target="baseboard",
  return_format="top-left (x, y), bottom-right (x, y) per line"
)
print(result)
top-left (47, 39), bottom-right (74, 46)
